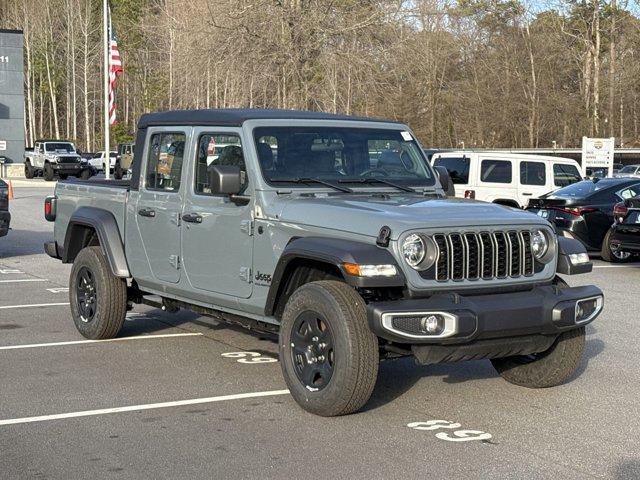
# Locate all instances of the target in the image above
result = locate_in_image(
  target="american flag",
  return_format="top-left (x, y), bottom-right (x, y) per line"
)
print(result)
top-left (108, 5), bottom-right (123, 125)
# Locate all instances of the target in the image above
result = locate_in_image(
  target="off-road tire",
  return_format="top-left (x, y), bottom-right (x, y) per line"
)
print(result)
top-left (114, 162), bottom-right (124, 180)
top-left (69, 246), bottom-right (127, 340)
top-left (491, 326), bottom-right (585, 388)
top-left (279, 280), bottom-right (379, 416)
top-left (601, 229), bottom-right (632, 263)
top-left (24, 161), bottom-right (35, 179)
top-left (79, 169), bottom-right (92, 180)
top-left (58, 173), bottom-right (68, 180)
top-left (43, 163), bottom-right (54, 181)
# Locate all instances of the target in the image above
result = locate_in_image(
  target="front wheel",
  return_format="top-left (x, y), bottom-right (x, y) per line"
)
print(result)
top-left (78, 169), bottom-right (93, 180)
top-left (279, 281), bottom-right (379, 416)
top-left (601, 229), bottom-right (632, 263)
top-left (69, 246), bottom-right (127, 339)
top-left (43, 163), bottom-right (54, 181)
top-left (491, 326), bottom-right (585, 388)
top-left (24, 162), bottom-right (35, 179)
top-left (114, 162), bottom-right (124, 180)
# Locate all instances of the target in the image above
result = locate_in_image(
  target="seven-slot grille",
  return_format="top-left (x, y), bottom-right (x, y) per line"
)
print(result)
top-left (58, 156), bottom-right (79, 163)
top-left (433, 230), bottom-right (534, 282)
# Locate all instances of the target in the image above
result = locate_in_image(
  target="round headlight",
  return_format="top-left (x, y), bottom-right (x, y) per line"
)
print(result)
top-left (402, 234), bottom-right (426, 268)
top-left (531, 229), bottom-right (548, 260)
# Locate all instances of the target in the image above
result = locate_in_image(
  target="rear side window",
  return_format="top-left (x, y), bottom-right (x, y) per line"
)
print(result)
top-left (520, 161), bottom-right (546, 186)
top-left (433, 157), bottom-right (470, 184)
top-left (553, 164), bottom-right (581, 187)
top-left (481, 160), bottom-right (512, 183)
top-left (617, 185), bottom-right (640, 200)
top-left (145, 132), bottom-right (186, 192)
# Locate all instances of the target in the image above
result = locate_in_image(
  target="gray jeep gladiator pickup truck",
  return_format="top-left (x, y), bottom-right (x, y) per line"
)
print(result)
top-left (44, 109), bottom-right (603, 416)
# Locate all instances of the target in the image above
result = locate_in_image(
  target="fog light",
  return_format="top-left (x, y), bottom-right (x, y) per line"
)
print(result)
top-left (420, 315), bottom-right (444, 334)
top-left (568, 253), bottom-right (590, 265)
top-left (575, 296), bottom-right (603, 324)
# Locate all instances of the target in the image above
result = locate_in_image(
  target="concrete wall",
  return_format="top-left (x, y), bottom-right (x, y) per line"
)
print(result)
top-left (0, 29), bottom-right (25, 165)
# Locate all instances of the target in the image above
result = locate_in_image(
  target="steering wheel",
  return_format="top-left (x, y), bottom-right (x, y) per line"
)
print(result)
top-left (360, 168), bottom-right (389, 177)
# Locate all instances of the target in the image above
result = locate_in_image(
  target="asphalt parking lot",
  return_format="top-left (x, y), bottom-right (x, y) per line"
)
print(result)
top-left (1, 180), bottom-right (639, 479)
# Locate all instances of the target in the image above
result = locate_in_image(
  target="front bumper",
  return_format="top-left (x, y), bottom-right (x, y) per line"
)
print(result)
top-left (367, 284), bottom-right (603, 363)
top-left (0, 211), bottom-right (10, 237)
top-left (52, 163), bottom-right (86, 174)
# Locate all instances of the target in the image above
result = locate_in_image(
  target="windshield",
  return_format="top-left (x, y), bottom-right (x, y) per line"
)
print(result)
top-left (253, 126), bottom-right (435, 188)
top-left (45, 142), bottom-right (75, 153)
top-left (619, 166), bottom-right (638, 173)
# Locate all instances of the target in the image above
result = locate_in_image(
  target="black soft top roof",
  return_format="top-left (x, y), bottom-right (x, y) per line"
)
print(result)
top-left (137, 108), bottom-right (400, 129)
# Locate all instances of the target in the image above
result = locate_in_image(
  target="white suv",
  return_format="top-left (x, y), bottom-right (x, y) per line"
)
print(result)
top-left (431, 151), bottom-right (582, 208)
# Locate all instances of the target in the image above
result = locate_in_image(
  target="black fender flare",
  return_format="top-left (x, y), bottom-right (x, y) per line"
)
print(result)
top-left (264, 236), bottom-right (405, 316)
top-left (556, 236), bottom-right (592, 275)
top-left (62, 206), bottom-right (130, 277)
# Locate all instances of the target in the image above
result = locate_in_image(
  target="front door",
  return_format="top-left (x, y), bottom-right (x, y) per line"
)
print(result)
top-left (136, 129), bottom-right (189, 284)
top-left (181, 128), bottom-right (254, 298)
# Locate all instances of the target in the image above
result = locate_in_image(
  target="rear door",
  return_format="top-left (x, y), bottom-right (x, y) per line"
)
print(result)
top-left (135, 128), bottom-right (190, 284)
top-left (518, 159), bottom-right (548, 207)
top-left (553, 163), bottom-right (582, 189)
top-left (181, 128), bottom-right (254, 298)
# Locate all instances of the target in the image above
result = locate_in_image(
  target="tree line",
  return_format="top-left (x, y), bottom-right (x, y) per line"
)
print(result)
top-left (1, 0), bottom-right (639, 152)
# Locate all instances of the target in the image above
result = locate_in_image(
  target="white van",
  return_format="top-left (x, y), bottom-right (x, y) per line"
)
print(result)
top-left (431, 151), bottom-right (582, 208)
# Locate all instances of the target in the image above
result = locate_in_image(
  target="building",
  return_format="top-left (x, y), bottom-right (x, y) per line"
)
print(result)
top-left (0, 29), bottom-right (25, 166)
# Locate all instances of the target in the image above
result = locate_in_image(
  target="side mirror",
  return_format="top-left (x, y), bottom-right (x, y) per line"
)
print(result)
top-left (433, 165), bottom-right (456, 197)
top-left (208, 164), bottom-right (242, 195)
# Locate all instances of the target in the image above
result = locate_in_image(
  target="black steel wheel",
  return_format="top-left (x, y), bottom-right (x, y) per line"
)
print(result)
top-left (279, 281), bottom-right (379, 416)
top-left (75, 266), bottom-right (97, 322)
top-left (69, 246), bottom-right (127, 339)
top-left (290, 311), bottom-right (335, 391)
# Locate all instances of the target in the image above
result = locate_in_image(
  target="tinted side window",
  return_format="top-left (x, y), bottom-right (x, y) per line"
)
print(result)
top-left (481, 160), bottom-right (512, 183)
top-left (195, 133), bottom-right (245, 195)
top-left (146, 132), bottom-right (186, 192)
top-left (553, 164), bottom-right (582, 187)
top-left (433, 157), bottom-right (470, 184)
top-left (520, 161), bottom-right (546, 186)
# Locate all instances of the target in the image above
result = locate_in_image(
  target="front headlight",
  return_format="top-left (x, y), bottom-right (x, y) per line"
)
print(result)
top-left (402, 234), bottom-right (426, 268)
top-left (531, 229), bottom-right (549, 260)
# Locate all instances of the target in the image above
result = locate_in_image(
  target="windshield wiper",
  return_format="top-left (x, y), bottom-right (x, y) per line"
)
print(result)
top-left (338, 177), bottom-right (417, 193)
top-left (270, 177), bottom-right (353, 193)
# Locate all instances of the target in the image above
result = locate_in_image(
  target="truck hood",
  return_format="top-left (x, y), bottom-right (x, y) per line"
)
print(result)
top-left (270, 193), bottom-right (547, 239)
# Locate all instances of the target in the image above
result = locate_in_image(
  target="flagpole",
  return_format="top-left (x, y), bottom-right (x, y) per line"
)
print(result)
top-left (103, 0), bottom-right (110, 180)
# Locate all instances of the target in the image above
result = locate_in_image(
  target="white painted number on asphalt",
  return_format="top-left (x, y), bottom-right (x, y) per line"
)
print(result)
top-left (408, 420), bottom-right (492, 442)
top-left (0, 269), bottom-right (22, 274)
top-left (46, 287), bottom-right (69, 293)
top-left (221, 351), bottom-right (278, 364)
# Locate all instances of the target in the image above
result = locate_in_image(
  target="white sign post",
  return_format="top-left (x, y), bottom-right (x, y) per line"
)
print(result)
top-left (581, 137), bottom-right (615, 177)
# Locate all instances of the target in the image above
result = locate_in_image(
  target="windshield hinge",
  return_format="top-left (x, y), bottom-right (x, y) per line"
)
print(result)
top-left (240, 219), bottom-right (253, 236)
top-left (239, 266), bottom-right (252, 283)
top-left (168, 254), bottom-right (180, 270)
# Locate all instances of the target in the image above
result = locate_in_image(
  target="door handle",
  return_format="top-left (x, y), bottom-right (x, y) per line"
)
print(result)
top-left (522, 193), bottom-right (533, 196)
top-left (138, 208), bottom-right (156, 218)
top-left (182, 213), bottom-right (203, 224)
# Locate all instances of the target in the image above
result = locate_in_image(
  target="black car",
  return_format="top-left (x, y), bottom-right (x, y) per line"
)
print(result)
top-left (527, 177), bottom-right (640, 260)
top-left (0, 179), bottom-right (10, 237)
top-left (606, 195), bottom-right (640, 261)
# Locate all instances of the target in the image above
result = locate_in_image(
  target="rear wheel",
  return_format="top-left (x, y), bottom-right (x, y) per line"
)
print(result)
top-left (24, 161), bottom-right (34, 179)
top-left (43, 163), bottom-right (54, 181)
top-left (279, 281), bottom-right (379, 416)
top-left (69, 246), bottom-right (127, 339)
top-left (601, 229), bottom-right (632, 263)
top-left (114, 162), bottom-right (124, 180)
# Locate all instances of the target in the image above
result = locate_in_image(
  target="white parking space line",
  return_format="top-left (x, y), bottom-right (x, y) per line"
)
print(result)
top-left (0, 279), bottom-right (48, 284)
top-left (0, 302), bottom-right (70, 310)
top-left (593, 264), bottom-right (640, 268)
top-left (0, 333), bottom-right (203, 351)
top-left (0, 389), bottom-right (291, 426)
